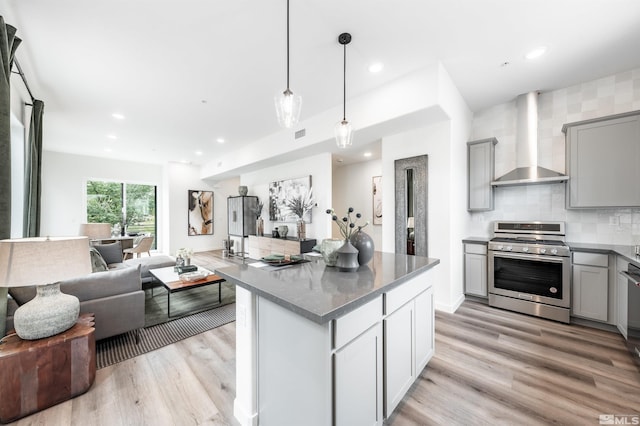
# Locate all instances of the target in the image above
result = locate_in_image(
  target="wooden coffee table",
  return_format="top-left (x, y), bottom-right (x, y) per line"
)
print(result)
top-left (149, 266), bottom-right (225, 317)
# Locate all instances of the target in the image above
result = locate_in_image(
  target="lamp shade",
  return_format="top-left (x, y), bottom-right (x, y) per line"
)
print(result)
top-left (335, 119), bottom-right (354, 149)
top-left (275, 89), bottom-right (302, 128)
top-left (79, 223), bottom-right (112, 240)
top-left (0, 237), bottom-right (91, 288)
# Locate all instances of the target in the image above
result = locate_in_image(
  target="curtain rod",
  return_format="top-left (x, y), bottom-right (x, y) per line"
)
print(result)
top-left (11, 58), bottom-right (35, 104)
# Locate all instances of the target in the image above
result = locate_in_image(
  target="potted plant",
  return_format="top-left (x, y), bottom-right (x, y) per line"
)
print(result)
top-left (284, 188), bottom-right (315, 240)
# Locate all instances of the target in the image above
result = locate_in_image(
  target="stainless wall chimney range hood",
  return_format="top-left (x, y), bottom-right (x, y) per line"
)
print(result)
top-left (491, 92), bottom-right (568, 187)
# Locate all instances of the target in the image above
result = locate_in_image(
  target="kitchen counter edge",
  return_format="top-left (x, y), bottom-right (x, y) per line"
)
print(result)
top-left (216, 254), bottom-right (440, 324)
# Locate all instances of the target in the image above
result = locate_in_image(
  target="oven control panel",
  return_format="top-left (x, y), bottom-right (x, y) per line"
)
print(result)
top-left (489, 242), bottom-right (570, 257)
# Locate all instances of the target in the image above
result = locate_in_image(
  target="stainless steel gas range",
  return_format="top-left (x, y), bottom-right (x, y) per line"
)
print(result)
top-left (488, 221), bottom-right (571, 323)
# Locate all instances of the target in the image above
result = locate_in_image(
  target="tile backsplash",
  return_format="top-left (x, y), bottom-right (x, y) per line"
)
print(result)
top-left (468, 67), bottom-right (640, 245)
top-left (469, 183), bottom-right (640, 245)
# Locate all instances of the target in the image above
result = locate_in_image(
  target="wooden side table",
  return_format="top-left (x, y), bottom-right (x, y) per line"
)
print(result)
top-left (0, 314), bottom-right (96, 424)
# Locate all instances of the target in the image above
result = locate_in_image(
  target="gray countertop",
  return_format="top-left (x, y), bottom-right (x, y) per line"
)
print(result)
top-left (215, 251), bottom-right (440, 324)
top-left (566, 242), bottom-right (640, 266)
top-left (462, 237), bottom-right (489, 244)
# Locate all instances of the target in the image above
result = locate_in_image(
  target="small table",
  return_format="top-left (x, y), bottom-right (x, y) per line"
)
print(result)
top-left (0, 314), bottom-right (96, 424)
top-left (149, 266), bottom-right (226, 318)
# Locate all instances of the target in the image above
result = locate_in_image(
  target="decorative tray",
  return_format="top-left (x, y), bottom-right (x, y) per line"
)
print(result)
top-left (261, 254), bottom-right (304, 266)
top-left (179, 271), bottom-right (209, 282)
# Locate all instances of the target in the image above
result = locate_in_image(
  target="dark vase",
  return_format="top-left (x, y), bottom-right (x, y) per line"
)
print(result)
top-left (336, 239), bottom-right (359, 272)
top-left (350, 230), bottom-right (374, 265)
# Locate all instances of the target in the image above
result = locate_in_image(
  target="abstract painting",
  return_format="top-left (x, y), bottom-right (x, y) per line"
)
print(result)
top-left (269, 175), bottom-right (313, 223)
top-left (373, 176), bottom-right (382, 225)
top-left (188, 190), bottom-right (213, 235)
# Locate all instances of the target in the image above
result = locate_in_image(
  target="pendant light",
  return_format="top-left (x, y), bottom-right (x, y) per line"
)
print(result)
top-left (274, 0), bottom-right (301, 128)
top-left (335, 32), bottom-right (353, 148)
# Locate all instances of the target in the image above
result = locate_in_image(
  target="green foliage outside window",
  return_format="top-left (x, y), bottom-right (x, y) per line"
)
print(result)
top-left (86, 181), bottom-right (157, 240)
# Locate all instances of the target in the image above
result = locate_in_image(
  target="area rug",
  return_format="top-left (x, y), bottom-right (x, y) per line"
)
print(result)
top-left (96, 302), bottom-right (235, 369)
top-left (144, 281), bottom-right (236, 327)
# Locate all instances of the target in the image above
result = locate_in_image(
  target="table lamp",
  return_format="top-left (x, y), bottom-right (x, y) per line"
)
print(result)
top-left (78, 223), bottom-right (112, 240)
top-left (0, 236), bottom-right (91, 340)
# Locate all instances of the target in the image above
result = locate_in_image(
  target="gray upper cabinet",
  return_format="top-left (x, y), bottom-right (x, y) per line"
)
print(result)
top-left (467, 138), bottom-right (497, 211)
top-left (564, 111), bottom-right (640, 208)
top-left (227, 196), bottom-right (258, 236)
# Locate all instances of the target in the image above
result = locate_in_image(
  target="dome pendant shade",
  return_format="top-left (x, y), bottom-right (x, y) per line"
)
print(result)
top-left (335, 119), bottom-right (353, 149)
top-left (275, 88), bottom-right (302, 128)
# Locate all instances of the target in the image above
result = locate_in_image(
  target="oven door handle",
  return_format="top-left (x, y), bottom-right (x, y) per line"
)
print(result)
top-left (490, 251), bottom-right (567, 263)
top-left (619, 270), bottom-right (640, 286)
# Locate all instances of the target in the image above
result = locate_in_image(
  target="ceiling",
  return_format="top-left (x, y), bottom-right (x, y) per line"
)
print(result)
top-left (3, 1), bottom-right (640, 170)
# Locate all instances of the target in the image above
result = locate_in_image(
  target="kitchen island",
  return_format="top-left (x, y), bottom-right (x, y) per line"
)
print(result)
top-left (216, 251), bottom-right (440, 426)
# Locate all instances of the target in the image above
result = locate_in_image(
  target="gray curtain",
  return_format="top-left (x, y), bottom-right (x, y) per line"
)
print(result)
top-left (0, 16), bottom-right (21, 240)
top-left (0, 16), bottom-right (21, 336)
top-left (24, 100), bottom-right (44, 237)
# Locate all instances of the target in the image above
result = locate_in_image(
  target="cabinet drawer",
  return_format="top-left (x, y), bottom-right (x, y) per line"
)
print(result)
top-left (464, 243), bottom-right (487, 255)
top-left (573, 252), bottom-right (608, 267)
top-left (257, 237), bottom-right (272, 249)
top-left (385, 275), bottom-right (429, 314)
top-left (334, 296), bottom-right (382, 349)
top-left (282, 240), bottom-right (300, 255)
top-left (270, 240), bottom-right (286, 254)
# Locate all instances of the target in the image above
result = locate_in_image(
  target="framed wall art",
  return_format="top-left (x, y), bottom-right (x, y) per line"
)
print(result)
top-left (188, 190), bottom-right (213, 235)
top-left (373, 176), bottom-right (382, 225)
top-left (269, 175), bottom-right (313, 223)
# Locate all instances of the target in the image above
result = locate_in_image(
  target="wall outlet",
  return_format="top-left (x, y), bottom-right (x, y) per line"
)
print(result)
top-left (609, 215), bottom-right (620, 226)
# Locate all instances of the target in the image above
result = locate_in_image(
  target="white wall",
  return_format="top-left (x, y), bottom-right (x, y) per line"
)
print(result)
top-left (164, 162), bottom-right (239, 255)
top-left (41, 151), bottom-right (164, 244)
top-left (332, 159), bottom-right (382, 248)
top-left (469, 67), bottom-right (640, 244)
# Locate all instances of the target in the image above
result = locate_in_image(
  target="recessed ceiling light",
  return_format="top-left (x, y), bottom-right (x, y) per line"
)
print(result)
top-left (106, 134), bottom-right (117, 140)
top-left (216, 138), bottom-right (225, 144)
top-left (525, 46), bottom-right (547, 60)
top-left (364, 152), bottom-right (372, 157)
top-left (368, 62), bottom-right (384, 73)
top-left (195, 150), bottom-right (203, 156)
top-left (104, 147), bottom-right (112, 152)
top-left (112, 113), bottom-right (125, 120)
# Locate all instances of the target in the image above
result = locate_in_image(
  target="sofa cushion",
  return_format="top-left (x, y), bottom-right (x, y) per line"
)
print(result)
top-left (93, 242), bottom-right (123, 265)
top-left (89, 247), bottom-right (109, 272)
top-left (124, 255), bottom-right (175, 279)
top-left (8, 265), bottom-right (142, 305)
top-left (8, 287), bottom-right (35, 305)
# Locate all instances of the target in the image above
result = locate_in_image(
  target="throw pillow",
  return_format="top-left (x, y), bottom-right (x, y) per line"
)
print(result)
top-left (89, 247), bottom-right (109, 272)
top-left (93, 241), bottom-right (123, 265)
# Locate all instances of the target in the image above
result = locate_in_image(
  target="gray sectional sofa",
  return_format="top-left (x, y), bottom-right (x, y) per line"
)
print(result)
top-left (5, 242), bottom-right (175, 341)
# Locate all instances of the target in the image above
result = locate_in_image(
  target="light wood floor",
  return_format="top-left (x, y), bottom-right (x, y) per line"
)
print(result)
top-left (9, 300), bottom-right (640, 425)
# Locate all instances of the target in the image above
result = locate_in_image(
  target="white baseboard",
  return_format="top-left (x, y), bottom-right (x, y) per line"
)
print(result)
top-left (434, 293), bottom-right (465, 314)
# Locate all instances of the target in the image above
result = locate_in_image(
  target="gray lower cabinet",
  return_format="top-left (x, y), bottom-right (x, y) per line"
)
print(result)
top-left (564, 111), bottom-right (640, 208)
top-left (464, 243), bottom-right (488, 297)
top-left (467, 138), bottom-right (497, 211)
top-left (571, 252), bottom-right (609, 322)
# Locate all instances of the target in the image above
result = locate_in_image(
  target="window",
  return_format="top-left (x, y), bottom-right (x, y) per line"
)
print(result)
top-left (86, 180), bottom-right (157, 248)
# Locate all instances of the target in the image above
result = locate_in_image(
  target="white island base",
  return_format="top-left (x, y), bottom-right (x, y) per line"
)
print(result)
top-left (231, 265), bottom-right (436, 426)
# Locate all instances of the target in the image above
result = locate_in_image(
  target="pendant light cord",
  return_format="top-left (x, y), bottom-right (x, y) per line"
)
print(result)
top-left (286, 0), bottom-right (290, 90)
top-left (342, 41), bottom-right (346, 121)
